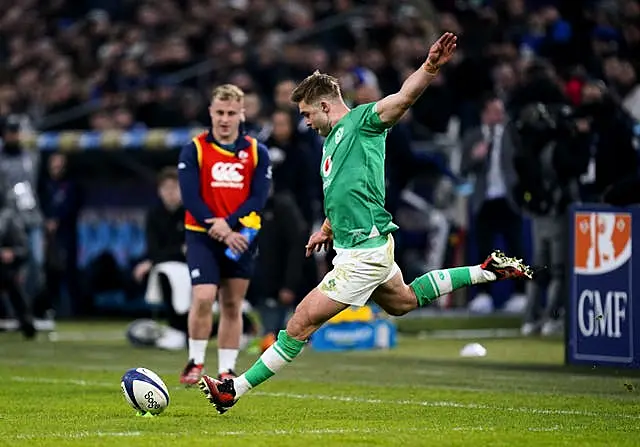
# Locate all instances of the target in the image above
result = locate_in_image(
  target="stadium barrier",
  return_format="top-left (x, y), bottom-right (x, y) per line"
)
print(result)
top-left (566, 203), bottom-right (640, 368)
top-left (311, 305), bottom-right (397, 351)
top-left (20, 128), bottom-right (203, 151)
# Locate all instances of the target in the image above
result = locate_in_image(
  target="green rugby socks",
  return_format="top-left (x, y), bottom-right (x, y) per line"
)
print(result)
top-left (410, 265), bottom-right (494, 307)
top-left (233, 330), bottom-right (305, 398)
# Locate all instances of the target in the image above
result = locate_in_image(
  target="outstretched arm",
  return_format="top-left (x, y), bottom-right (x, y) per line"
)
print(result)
top-left (376, 33), bottom-right (457, 126)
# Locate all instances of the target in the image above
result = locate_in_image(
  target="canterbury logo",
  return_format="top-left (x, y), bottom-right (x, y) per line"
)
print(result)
top-left (211, 162), bottom-right (245, 188)
top-left (574, 212), bottom-right (632, 275)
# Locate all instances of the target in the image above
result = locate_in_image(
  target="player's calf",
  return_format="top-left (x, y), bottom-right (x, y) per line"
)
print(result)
top-left (371, 275), bottom-right (419, 317)
top-left (409, 250), bottom-right (534, 307)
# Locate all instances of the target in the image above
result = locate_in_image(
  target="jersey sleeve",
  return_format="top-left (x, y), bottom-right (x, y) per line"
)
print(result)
top-left (353, 102), bottom-right (392, 135)
top-left (177, 141), bottom-right (215, 225)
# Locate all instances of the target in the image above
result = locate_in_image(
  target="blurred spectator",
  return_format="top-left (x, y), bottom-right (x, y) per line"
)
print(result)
top-left (272, 78), bottom-right (324, 161)
top-left (112, 107), bottom-right (146, 131)
top-left (268, 80), bottom-right (323, 299)
top-left (178, 90), bottom-right (208, 128)
top-left (492, 62), bottom-right (519, 105)
top-left (618, 60), bottom-right (640, 119)
top-left (42, 74), bottom-right (87, 131)
top-left (0, 1), bottom-right (407, 132)
top-left (411, 70), bottom-right (457, 138)
top-left (0, 181), bottom-right (35, 339)
top-left (242, 91), bottom-right (270, 141)
top-left (137, 82), bottom-right (185, 128)
top-left (603, 173), bottom-right (640, 206)
top-left (248, 189), bottom-right (306, 349)
top-left (264, 108), bottom-right (317, 227)
top-left (461, 95), bottom-right (525, 313)
top-left (576, 80), bottom-right (638, 202)
top-left (133, 167), bottom-right (188, 350)
top-left (0, 115), bottom-right (44, 305)
top-left (0, 0), bottom-right (634, 145)
top-left (513, 101), bottom-right (592, 336)
top-left (37, 153), bottom-right (81, 320)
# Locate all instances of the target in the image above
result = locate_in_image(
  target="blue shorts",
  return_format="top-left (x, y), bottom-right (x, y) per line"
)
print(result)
top-left (185, 231), bottom-right (256, 286)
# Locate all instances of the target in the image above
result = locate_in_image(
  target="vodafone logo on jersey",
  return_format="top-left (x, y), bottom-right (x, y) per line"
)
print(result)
top-left (322, 156), bottom-right (332, 177)
top-left (211, 162), bottom-right (245, 189)
top-left (574, 212), bottom-right (632, 275)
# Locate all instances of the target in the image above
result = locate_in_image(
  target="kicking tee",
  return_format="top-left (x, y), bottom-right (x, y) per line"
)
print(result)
top-left (320, 102), bottom-right (399, 249)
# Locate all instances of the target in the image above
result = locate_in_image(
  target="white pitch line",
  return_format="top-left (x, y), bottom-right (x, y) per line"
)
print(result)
top-left (10, 376), bottom-right (639, 421)
top-left (452, 426), bottom-right (493, 431)
top-left (11, 428), bottom-right (418, 440)
top-left (15, 431), bottom-right (142, 440)
top-left (11, 376), bottom-right (114, 387)
top-left (11, 426), bottom-right (593, 440)
top-left (5, 359), bottom-right (177, 374)
top-left (528, 425), bottom-right (563, 432)
top-left (250, 391), bottom-right (640, 420)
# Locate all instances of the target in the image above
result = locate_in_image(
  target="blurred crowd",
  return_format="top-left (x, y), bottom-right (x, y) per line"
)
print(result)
top-left (1, 0), bottom-right (640, 339)
top-left (0, 0), bottom-right (431, 131)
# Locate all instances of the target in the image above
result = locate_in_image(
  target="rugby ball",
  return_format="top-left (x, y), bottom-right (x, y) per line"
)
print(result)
top-left (120, 368), bottom-right (170, 415)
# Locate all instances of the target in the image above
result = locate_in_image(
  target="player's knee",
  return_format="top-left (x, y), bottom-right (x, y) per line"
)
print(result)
top-left (192, 285), bottom-right (216, 312)
top-left (218, 296), bottom-right (242, 320)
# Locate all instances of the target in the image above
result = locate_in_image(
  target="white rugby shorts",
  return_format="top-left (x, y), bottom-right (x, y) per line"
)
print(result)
top-left (318, 235), bottom-right (400, 306)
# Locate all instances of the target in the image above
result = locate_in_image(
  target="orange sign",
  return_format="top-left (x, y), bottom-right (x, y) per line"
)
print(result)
top-left (574, 212), bottom-right (632, 275)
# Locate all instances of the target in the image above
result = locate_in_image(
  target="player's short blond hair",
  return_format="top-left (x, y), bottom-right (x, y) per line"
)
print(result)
top-left (211, 84), bottom-right (244, 104)
top-left (290, 70), bottom-right (341, 104)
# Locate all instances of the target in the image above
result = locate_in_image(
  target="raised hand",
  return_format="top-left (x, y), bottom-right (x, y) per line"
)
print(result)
top-left (426, 32), bottom-right (457, 71)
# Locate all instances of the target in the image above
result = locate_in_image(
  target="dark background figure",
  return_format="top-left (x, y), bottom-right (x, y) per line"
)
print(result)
top-left (37, 152), bottom-right (81, 320)
top-left (0, 115), bottom-right (45, 311)
top-left (509, 68), bottom-right (594, 336)
top-left (461, 95), bottom-right (525, 312)
top-left (132, 167), bottom-right (188, 350)
top-left (576, 80), bottom-right (639, 202)
top-left (0, 184), bottom-right (35, 338)
top-left (247, 189), bottom-right (307, 349)
top-left (603, 174), bottom-right (640, 206)
top-left (264, 107), bottom-right (321, 302)
top-left (264, 109), bottom-right (317, 228)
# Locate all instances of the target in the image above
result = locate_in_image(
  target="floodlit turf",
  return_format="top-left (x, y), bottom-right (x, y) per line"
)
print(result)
top-left (1, 321), bottom-right (639, 446)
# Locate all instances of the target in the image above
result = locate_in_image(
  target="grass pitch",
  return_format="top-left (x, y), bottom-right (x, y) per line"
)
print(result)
top-left (0, 321), bottom-right (639, 446)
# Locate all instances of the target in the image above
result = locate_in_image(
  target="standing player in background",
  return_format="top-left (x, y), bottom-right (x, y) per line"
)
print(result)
top-left (178, 84), bottom-right (271, 385)
top-left (198, 33), bottom-right (535, 414)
